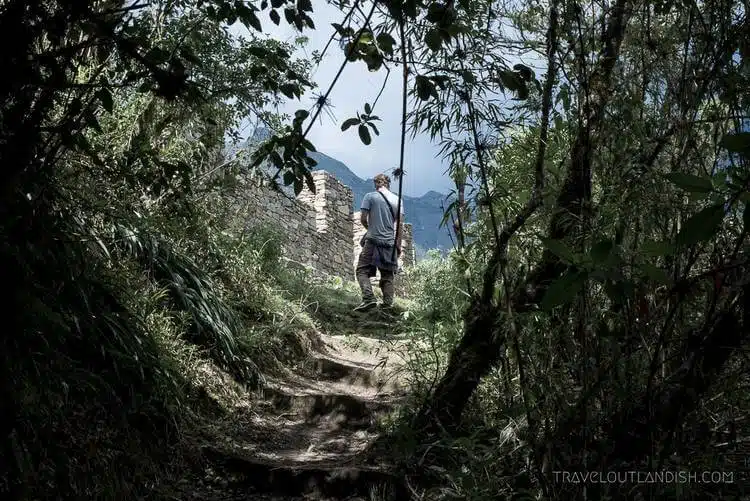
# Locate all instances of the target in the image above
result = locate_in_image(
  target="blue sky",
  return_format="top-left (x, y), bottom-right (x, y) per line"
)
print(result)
top-left (230, 3), bottom-right (453, 198)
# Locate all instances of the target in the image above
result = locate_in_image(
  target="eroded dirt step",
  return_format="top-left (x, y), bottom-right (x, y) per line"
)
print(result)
top-left (315, 334), bottom-right (409, 386)
top-left (200, 446), bottom-right (408, 500)
top-left (203, 408), bottom-right (379, 464)
top-left (302, 355), bottom-right (378, 384)
top-left (262, 370), bottom-right (403, 407)
top-left (292, 355), bottom-right (405, 395)
top-left (260, 387), bottom-right (395, 430)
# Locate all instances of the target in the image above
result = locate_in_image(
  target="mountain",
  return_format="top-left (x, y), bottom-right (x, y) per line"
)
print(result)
top-left (309, 152), bottom-right (454, 255)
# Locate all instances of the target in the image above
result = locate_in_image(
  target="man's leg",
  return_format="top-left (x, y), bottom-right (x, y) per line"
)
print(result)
top-left (355, 241), bottom-right (377, 310)
top-left (379, 268), bottom-right (395, 306)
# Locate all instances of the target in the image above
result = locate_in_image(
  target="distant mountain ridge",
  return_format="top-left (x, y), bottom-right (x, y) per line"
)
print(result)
top-left (236, 129), bottom-right (454, 257)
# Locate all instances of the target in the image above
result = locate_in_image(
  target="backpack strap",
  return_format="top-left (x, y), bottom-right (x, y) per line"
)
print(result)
top-left (377, 190), bottom-right (397, 223)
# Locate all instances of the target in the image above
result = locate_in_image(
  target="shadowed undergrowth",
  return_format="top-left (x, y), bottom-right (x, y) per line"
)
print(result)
top-left (1, 209), bottom-right (355, 499)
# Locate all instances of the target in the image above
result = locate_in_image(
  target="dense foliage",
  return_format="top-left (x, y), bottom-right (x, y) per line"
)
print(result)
top-left (0, 0), bottom-right (320, 497)
top-left (2, 0), bottom-right (750, 500)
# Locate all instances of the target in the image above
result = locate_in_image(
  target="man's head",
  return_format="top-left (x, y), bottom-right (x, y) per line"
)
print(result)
top-left (374, 173), bottom-right (391, 189)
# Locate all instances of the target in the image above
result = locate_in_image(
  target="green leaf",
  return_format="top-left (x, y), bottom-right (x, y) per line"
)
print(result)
top-left (590, 239), bottom-right (614, 263)
top-left (461, 70), bottom-right (476, 84)
top-left (247, 46), bottom-right (269, 58)
top-left (269, 9), bottom-right (280, 25)
top-left (641, 240), bottom-right (675, 257)
top-left (376, 32), bottom-right (396, 54)
top-left (513, 63), bottom-right (534, 81)
top-left (404, 0), bottom-right (418, 18)
top-left (540, 237), bottom-right (576, 263)
top-left (664, 172), bottom-right (714, 193)
top-left (712, 171), bottom-right (728, 188)
top-left (292, 11), bottom-right (304, 31)
top-left (284, 7), bottom-right (295, 25)
top-left (676, 203), bottom-right (726, 247)
top-left (96, 88), bottom-right (113, 112)
top-left (415, 75), bottom-right (435, 101)
top-left (283, 171), bottom-right (295, 186)
top-left (541, 271), bottom-right (587, 311)
top-left (303, 170), bottom-right (315, 192)
top-left (358, 124), bottom-right (372, 145)
top-left (246, 10), bottom-right (262, 31)
top-left (364, 102), bottom-right (372, 114)
top-left (439, 200), bottom-right (459, 228)
top-left (341, 117), bottom-right (360, 131)
top-left (425, 29), bottom-right (442, 51)
top-left (270, 150), bottom-right (283, 167)
top-left (426, 2), bottom-right (446, 22)
top-left (367, 122), bottom-right (379, 135)
top-left (640, 263), bottom-right (671, 285)
top-left (279, 83), bottom-right (297, 99)
top-left (687, 191), bottom-right (711, 202)
top-left (719, 132), bottom-right (750, 155)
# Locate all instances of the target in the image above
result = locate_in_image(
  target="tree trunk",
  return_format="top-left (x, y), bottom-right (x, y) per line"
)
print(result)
top-left (413, 0), bottom-right (634, 437)
top-left (452, 167), bottom-right (468, 248)
top-left (413, 302), bottom-right (500, 434)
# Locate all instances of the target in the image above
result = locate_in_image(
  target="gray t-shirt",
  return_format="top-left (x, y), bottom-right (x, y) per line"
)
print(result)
top-left (361, 188), bottom-right (403, 243)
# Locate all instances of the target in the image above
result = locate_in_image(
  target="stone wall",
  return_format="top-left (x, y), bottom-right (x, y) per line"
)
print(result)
top-left (237, 170), bottom-right (414, 282)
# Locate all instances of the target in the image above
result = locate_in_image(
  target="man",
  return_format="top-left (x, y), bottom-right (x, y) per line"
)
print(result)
top-left (354, 173), bottom-right (403, 312)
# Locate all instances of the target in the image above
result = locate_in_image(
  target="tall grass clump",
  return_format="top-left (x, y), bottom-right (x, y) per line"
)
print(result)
top-left (399, 250), bottom-right (470, 392)
top-left (1, 207), bottom-right (189, 500)
top-left (112, 222), bottom-right (261, 386)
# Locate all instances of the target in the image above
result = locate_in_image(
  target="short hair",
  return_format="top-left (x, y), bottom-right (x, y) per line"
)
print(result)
top-left (374, 173), bottom-right (390, 188)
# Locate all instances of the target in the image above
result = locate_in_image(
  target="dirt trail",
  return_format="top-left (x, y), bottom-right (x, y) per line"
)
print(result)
top-left (174, 317), bottom-right (412, 501)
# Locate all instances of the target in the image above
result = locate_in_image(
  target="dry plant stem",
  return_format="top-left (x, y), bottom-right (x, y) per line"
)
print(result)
top-left (390, 16), bottom-right (408, 262)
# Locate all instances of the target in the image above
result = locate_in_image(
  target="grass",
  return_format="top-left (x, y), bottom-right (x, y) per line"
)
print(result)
top-left (284, 271), bottom-right (414, 341)
top-left (4, 186), bottom-right (427, 500)
top-left (4, 209), bottom-right (360, 499)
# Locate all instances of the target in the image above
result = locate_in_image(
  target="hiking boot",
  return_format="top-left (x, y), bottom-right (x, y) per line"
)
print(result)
top-left (381, 302), bottom-right (402, 315)
top-left (353, 300), bottom-right (378, 312)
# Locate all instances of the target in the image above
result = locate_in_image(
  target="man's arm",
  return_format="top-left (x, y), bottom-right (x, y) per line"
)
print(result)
top-left (360, 193), bottom-right (371, 229)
